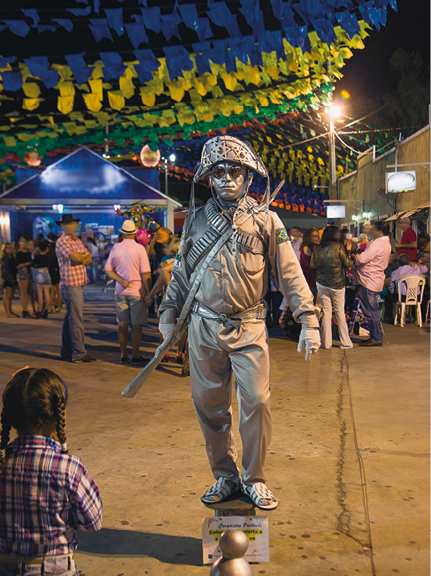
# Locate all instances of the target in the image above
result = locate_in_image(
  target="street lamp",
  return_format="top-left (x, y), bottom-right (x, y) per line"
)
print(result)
top-left (325, 103), bottom-right (342, 200)
top-left (162, 154), bottom-right (176, 197)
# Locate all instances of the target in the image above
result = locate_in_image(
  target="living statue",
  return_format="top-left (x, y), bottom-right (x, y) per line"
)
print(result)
top-left (157, 135), bottom-right (321, 510)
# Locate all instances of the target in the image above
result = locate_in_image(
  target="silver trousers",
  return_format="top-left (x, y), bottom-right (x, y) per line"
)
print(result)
top-left (188, 313), bottom-right (272, 485)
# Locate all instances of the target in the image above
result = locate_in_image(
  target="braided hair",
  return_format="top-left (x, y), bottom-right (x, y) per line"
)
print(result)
top-left (0, 367), bottom-right (68, 474)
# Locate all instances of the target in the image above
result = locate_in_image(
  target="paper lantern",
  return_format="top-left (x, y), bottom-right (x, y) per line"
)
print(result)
top-left (140, 145), bottom-right (161, 167)
top-left (25, 149), bottom-right (41, 166)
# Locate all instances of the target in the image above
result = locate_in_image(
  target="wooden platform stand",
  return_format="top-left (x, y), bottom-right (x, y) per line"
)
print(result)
top-left (203, 492), bottom-right (257, 517)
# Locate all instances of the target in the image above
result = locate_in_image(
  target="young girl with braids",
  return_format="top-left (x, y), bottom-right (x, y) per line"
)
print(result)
top-left (0, 367), bottom-right (102, 575)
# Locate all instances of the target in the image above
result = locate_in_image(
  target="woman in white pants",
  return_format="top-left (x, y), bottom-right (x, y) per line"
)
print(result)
top-left (311, 226), bottom-right (354, 349)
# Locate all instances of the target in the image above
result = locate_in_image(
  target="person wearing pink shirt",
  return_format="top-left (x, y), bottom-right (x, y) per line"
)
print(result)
top-left (354, 221), bottom-right (391, 347)
top-left (105, 220), bottom-right (152, 364)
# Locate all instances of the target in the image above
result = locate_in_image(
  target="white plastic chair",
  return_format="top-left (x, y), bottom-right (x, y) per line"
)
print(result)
top-left (394, 275), bottom-right (426, 328)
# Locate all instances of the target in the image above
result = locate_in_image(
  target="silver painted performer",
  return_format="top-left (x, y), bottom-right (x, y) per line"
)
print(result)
top-left (159, 136), bottom-right (321, 510)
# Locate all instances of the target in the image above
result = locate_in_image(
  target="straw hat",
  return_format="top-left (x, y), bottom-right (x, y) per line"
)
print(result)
top-left (119, 220), bottom-right (137, 234)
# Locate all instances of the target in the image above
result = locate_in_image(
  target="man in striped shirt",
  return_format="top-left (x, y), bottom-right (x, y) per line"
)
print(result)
top-left (55, 214), bottom-right (96, 363)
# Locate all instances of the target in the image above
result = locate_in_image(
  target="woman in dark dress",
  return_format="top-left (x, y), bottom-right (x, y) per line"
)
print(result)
top-left (15, 236), bottom-right (33, 318)
top-left (299, 227), bottom-right (320, 304)
top-left (47, 232), bottom-right (62, 312)
top-left (1, 242), bottom-right (18, 317)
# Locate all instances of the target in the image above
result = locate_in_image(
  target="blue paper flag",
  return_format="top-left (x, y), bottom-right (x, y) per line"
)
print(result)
top-left (196, 17), bottom-right (213, 42)
top-left (65, 53), bottom-right (91, 84)
top-left (22, 9), bottom-right (40, 25)
top-left (312, 18), bottom-right (336, 44)
top-left (66, 6), bottom-right (91, 16)
top-left (41, 70), bottom-right (60, 89)
top-left (193, 54), bottom-right (212, 76)
top-left (178, 4), bottom-right (198, 29)
top-left (24, 56), bottom-right (50, 77)
top-left (89, 19), bottom-right (113, 42)
top-left (134, 49), bottom-right (159, 83)
top-left (125, 23), bottom-right (149, 49)
top-left (138, 0), bottom-right (148, 5)
top-left (94, 0), bottom-right (100, 15)
top-left (141, 7), bottom-right (161, 34)
top-left (0, 56), bottom-right (17, 68)
top-left (335, 11), bottom-right (360, 38)
top-left (100, 52), bottom-right (126, 80)
top-left (163, 46), bottom-right (194, 79)
top-left (2, 20), bottom-right (31, 37)
top-left (35, 25), bottom-right (56, 33)
top-left (105, 8), bottom-right (124, 37)
top-left (160, 13), bottom-right (181, 42)
top-left (1, 71), bottom-right (23, 91)
top-left (207, 1), bottom-right (240, 37)
top-left (358, 4), bottom-right (381, 30)
top-left (52, 18), bottom-right (73, 33)
top-left (209, 39), bottom-right (227, 65)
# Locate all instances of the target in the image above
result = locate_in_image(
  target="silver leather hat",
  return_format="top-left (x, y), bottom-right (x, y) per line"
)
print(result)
top-left (193, 136), bottom-right (268, 182)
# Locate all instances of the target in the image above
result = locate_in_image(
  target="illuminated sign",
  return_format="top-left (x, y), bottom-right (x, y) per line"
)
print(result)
top-left (386, 171), bottom-right (416, 193)
top-left (326, 205), bottom-right (346, 218)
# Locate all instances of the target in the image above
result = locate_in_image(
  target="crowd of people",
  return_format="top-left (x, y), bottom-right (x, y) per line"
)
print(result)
top-left (0, 232), bottom-right (62, 319)
top-left (1, 214), bottom-right (429, 360)
top-left (278, 217), bottom-right (430, 348)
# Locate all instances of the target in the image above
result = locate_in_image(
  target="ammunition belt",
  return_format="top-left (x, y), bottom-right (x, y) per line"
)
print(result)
top-left (186, 200), bottom-right (265, 268)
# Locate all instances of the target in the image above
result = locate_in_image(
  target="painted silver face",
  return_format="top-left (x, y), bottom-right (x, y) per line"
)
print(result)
top-left (210, 162), bottom-right (252, 202)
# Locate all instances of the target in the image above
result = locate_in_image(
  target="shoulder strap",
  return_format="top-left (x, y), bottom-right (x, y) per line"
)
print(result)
top-left (174, 205), bottom-right (256, 338)
top-left (173, 223), bottom-right (234, 339)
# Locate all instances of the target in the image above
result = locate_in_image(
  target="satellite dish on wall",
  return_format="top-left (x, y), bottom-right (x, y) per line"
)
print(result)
top-left (140, 145), bottom-right (161, 167)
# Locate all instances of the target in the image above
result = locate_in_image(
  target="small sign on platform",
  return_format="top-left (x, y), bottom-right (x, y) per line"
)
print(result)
top-left (202, 516), bottom-right (269, 565)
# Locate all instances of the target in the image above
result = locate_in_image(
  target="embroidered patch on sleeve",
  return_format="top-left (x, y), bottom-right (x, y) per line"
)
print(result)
top-left (275, 228), bottom-right (289, 244)
top-left (174, 254), bottom-right (182, 268)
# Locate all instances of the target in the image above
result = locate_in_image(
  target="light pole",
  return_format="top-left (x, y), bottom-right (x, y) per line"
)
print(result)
top-left (326, 104), bottom-right (341, 200)
top-left (163, 153), bottom-right (176, 197)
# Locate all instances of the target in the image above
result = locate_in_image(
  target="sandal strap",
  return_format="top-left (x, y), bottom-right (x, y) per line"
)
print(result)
top-left (243, 482), bottom-right (276, 505)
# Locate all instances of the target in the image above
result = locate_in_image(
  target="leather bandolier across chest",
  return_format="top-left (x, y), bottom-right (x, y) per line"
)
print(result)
top-left (186, 200), bottom-right (266, 270)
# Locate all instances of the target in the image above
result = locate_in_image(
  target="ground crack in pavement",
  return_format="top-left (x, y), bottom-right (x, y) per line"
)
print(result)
top-left (336, 352), bottom-right (376, 575)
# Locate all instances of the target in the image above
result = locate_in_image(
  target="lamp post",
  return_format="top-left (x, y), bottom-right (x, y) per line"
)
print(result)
top-left (163, 153), bottom-right (176, 197)
top-left (326, 104), bottom-right (341, 200)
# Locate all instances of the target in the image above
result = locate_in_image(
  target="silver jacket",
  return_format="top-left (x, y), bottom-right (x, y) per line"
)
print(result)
top-left (159, 197), bottom-right (319, 328)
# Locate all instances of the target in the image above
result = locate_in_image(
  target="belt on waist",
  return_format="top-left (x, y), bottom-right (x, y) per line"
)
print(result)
top-left (0, 553), bottom-right (74, 565)
top-left (192, 301), bottom-right (267, 326)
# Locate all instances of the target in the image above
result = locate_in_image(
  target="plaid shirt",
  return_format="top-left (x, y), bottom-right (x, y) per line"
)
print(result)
top-left (56, 235), bottom-right (89, 288)
top-left (0, 436), bottom-right (102, 557)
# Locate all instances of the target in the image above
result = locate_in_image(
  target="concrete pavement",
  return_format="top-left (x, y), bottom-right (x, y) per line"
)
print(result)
top-left (0, 290), bottom-right (429, 576)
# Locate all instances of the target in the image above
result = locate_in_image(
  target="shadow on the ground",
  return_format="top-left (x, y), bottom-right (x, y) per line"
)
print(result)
top-left (77, 527), bottom-right (202, 565)
top-left (0, 345), bottom-right (61, 362)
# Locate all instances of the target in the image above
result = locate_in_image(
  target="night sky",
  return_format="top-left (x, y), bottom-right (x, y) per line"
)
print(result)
top-left (336, 0), bottom-right (430, 103)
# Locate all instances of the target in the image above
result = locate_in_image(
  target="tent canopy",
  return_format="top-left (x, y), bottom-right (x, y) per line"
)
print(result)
top-left (0, 147), bottom-right (181, 208)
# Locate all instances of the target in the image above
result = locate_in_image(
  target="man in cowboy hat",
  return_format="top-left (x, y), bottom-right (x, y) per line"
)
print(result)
top-left (105, 219), bottom-right (152, 364)
top-left (55, 214), bottom-right (96, 363)
top-left (159, 135), bottom-right (320, 511)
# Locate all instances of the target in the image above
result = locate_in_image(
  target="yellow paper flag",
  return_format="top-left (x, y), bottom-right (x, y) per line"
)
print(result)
top-left (3, 136), bottom-right (16, 147)
top-left (58, 96), bottom-right (74, 114)
top-left (83, 93), bottom-right (102, 113)
top-left (139, 87), bottom-right (155, 107)
top-left (89, 79), bottom-right (103, 100)
top-left (167, 81), bottom-right (185, 103)
top-left (119, 76), bottom-right (135, 99)
top-left (108, 91), bottom-right (125, 111)
top-left (23, 83), bottom-right (41, 98)
top-left (23, 98), bottom-right (42, 111)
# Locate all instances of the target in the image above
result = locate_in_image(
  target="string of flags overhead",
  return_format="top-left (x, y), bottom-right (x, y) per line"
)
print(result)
top-left (0, 0), bottom-right (397, 189)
